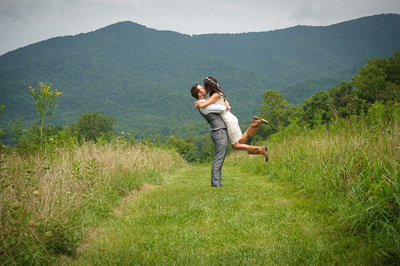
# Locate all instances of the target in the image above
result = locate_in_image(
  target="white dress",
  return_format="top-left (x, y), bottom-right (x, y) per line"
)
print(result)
top-left (214, 93), bottom-right (243, 145)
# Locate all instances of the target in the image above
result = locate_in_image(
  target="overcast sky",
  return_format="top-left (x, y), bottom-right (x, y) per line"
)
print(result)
top-left (0, 0), bottom-right (399, 55)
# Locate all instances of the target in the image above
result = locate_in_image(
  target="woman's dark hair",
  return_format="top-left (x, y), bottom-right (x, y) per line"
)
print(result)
top-left (203, 76), bottom-right (227, 101)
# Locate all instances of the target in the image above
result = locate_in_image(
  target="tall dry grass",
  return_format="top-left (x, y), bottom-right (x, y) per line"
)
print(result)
top-left (0, 141), bottom-right (184, 264)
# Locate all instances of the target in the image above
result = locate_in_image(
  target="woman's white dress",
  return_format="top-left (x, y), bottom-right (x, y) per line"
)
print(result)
top-left (215, 93), bottom-right (242, 145)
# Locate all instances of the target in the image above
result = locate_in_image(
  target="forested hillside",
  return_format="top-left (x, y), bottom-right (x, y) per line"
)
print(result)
top-left (0, 14), bottom-right (399, 139)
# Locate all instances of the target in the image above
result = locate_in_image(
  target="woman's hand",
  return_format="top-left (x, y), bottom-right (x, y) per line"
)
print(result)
top-left (224, 101), bottom-right (231, 112)
top-left (196, 93), bottom-right (219, 109)
top-left (194, 101), bottom-right (206, 109)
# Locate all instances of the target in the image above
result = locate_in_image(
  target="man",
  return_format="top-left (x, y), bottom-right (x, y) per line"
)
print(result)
top-left (191, 83), bottom-right (228, 187)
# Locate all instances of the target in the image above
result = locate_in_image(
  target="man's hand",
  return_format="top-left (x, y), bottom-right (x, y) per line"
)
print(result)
top-left (194, 101), bottom-right (199, 109)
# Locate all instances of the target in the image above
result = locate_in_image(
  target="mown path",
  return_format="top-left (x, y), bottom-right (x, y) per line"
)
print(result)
top-left (64, 161), bottom-right (376, 265)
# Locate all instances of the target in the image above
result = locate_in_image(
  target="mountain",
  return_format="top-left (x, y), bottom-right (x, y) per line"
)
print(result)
top-left (0, 14), bottom-right (399, 139)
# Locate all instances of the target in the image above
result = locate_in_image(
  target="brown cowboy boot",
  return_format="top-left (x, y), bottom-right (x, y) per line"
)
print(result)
top-left (244, 116), bottom-right (269, 137)
top-left (247, 145), bottom-right (268, 162)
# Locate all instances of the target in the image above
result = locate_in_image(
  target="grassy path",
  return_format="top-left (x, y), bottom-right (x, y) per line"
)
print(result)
top-left (63, 160), bottom-right (377, 265)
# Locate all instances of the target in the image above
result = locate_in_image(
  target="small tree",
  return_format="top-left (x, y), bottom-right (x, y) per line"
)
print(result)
top-left (258, 89), bottom-right (291, 137)
top-left (303, 90), bottom-right (333, 126)
top-left (166, 135), bottom-right (198, 162)
top-left (71, 111), bottom-right (116, 143)
top-left (30, 82), bottom-right (61, 150)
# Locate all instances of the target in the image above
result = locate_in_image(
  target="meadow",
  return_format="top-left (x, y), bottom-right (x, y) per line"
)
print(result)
top-left (1, 59), bottom-right (399, 264)
top-left (0, 140), bottom-right (184, 265)
top-left (54, 102), bottom-right (400, 265)
top-left (235, 101), bottom-right (400, 263)
top-left (1, 101), bottom-right (398, 265)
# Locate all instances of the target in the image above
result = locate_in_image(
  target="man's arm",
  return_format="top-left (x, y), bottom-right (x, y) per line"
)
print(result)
top-left (198, 100), bottom-right (227, 115)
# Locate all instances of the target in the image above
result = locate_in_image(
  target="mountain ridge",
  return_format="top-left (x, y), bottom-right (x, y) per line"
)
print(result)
top-left (0, 13), bottom-right (399, 139)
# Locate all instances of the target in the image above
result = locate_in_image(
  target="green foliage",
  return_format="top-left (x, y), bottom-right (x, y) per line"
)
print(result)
top-left (167, 135), bottom-right (197, 162)
top-left (1, 15), bottom-right (400, 141)
top-left (303, 90), bottom-right (333, 126)
top-left (240, 100), bottom-right (400, 262)
top-left (7, 108), bottom-right (117, 155)
top-left (1, 47), bottom-right (400, 264)
top-left (166, 134), bottom-right (219, 163)
top-left (70, 111), bottom-right (116, 143)
top-left (244, 52), bottom-right (400, 260)
top-left (354, 52), bottom-right (400, 104)
top-left (198, 133), bottom-right (216, 163)
top-left (30, 82), bottom-right (61, 150)
top-left (8, 117), bottom-right (23, 146)
top-left (256, 90), bottom-right (303, 139)
top-left (261, 51), bottom-right (400, 136)
top-left (329, 81), bottom-right (356, 118)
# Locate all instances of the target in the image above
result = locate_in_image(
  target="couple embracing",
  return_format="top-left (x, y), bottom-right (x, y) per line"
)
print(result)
top-left (191, 76), bottom-right (269, 187)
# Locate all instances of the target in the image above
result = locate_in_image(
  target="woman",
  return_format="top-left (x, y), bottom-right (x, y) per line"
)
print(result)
top-left (194, 76), bottom-right (269, 161)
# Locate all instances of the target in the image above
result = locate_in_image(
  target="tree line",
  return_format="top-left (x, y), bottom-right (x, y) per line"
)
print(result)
top-left (0, 51), bottom-right (399, 160)
top-left (169, 51), bottom-right (400, 161)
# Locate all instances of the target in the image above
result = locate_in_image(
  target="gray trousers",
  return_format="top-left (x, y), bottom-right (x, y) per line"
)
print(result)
top-left (210, 128), bottom-right (228, 187)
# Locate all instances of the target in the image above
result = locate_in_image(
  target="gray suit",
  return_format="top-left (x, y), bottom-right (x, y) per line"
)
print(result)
top-left (199, 110), bottom-right (228, 187)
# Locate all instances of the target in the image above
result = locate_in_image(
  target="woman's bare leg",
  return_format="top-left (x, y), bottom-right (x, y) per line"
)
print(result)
top-left (239, 132), bottom-right (249, 144)
top-left (232, 140), bottom-right (268, 162)
top-left (232, 131), bottom-right (250, 150)
top-left (232, 142), bottom-right (249, 150)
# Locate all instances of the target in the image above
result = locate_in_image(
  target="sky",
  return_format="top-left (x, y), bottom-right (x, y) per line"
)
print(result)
top-left (0, 0), bottom-right (399, 56)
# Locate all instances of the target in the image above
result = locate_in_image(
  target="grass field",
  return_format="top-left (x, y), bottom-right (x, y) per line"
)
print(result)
top-left (2, 102), bottom-right (398, 265)
top-left (62, 160), bottom-right (380, 265)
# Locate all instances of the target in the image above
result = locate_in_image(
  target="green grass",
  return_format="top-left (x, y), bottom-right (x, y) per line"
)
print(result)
top-left (63, 160), bottom-right (380, 265)
top-left (231, 103), bottom-right (400, 262)
top-left (0, 142), bottom-right (183, 265)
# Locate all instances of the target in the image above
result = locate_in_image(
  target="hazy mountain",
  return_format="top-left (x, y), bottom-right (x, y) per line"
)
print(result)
top-left (0, 13), bottom-right (399, 138)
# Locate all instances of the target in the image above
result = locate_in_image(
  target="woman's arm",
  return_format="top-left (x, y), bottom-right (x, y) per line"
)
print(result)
top-left (195, 93), bottom-right (220, 108)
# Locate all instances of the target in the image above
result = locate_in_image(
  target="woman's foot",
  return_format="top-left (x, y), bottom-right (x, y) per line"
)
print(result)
top-left (253, 116), bottom-right (269, 124)
top-left (259, 146), bottom-right (268, 162)
top-left (246, 145), bottom-right (269, 162)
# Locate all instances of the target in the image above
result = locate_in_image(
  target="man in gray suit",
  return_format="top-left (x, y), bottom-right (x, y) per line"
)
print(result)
top-left (191, 84), bottom-right (229, 187)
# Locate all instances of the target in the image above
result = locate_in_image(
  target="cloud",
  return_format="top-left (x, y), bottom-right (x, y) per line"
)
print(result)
top-left (291, 0), bottom-right (400, 26)
top-left (0, 0), bottom-right (399, 55)
top-left (0, 0), bottom-right (61, 24)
